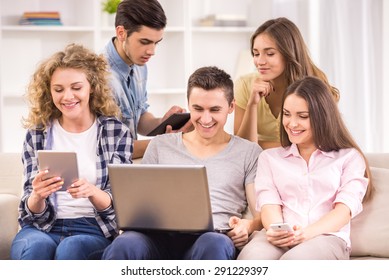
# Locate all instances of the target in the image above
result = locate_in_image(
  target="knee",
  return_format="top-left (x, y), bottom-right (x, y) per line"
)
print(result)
top-left (112, 232), bottom-right (149, 251)
top-left (56, 235), bottom-right (111, 260)
top-left (11, 231), bottom-right (56, 260)
top-left (237, 241), bottom-right (257, 260)
top-left (198, 232), bottom-right (233, 248)
top-left (237, 230), bottom-right (272, 260)
top-left (191, 232), bottom-right (235, 260)
top-left (56, 236), bottom-right (86, 259)
top-left (102, 231), bottom-right (152, 260)
top-left (55, 236), bottom-right (82, 260)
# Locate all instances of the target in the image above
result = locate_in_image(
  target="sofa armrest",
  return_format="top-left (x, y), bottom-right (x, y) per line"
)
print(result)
top-left (350, 166), bottom-right (389, 258)
top-left (0, 153), bottom-right (23, 260)
top-left (0, 194), bottom-right (20, 259)
top-left (365, 153), bottom-right (389, 169)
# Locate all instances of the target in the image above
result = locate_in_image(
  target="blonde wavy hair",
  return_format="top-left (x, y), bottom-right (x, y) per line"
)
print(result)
top-left (23, 43), bottom-right (120, 129)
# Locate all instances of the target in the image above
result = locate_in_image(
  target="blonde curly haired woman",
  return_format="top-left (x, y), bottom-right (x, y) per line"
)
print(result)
top-left (11, 43), bottom-right (133, 260)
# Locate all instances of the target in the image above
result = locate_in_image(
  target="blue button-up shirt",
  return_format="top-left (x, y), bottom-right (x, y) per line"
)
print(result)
top-left (103, 37), bottom-right (149, 139)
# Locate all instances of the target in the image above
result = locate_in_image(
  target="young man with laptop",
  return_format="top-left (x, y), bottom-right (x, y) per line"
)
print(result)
top-left (102, 66), bottom-right (263, 260)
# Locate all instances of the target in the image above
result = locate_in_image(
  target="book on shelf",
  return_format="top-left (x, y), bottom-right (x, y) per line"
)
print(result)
top-left (198, 14), bottom-right (247, 27)
top-left (18, 11), bottom-right (63, 26)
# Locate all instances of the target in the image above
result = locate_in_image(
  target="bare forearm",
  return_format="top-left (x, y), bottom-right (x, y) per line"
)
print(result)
top-left (261, 204), bottom-right (283, 230)
top-left (89, 189), bottom-right (112, 211)
top-left (137, 112), bottom-right (160, 136)
top-left (133, 139), bottom-right (150, 159)
top-left (304, 203), bottom-right (351, 240)
top-left (235, 105), bottom-right (258, 143)
top-left (27, 194), bottom-right (46, 214)
top-left (248, 211), bottom-right (263, 234)
top-left (245, 183), bottom-right (263, 233)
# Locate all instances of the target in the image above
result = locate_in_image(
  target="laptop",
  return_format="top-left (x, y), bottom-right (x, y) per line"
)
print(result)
top-left (108, 164), bottom-right (214, 233)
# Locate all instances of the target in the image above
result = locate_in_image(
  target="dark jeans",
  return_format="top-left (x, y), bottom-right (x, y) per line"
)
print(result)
top-left (11, 218), bottom-right (111, 260)
top-left (102, 230), bottom-right (236, 260)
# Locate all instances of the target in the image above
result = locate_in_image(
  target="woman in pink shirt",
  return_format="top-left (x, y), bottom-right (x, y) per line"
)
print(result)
top-left (238, 76), bottom-right (373, 260)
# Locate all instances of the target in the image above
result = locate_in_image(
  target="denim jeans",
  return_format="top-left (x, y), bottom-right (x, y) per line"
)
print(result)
top-left (102, 231), bottom-right (236, 260)
top-left (11, 218), bottom-right (111, 260)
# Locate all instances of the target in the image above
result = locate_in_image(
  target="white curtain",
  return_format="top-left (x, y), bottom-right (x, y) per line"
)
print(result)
top-left (269, 0), bottom-right (384, 152)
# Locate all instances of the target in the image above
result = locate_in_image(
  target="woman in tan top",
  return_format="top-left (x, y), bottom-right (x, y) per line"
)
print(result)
top-left (234, 17), bottom-right (339, 149)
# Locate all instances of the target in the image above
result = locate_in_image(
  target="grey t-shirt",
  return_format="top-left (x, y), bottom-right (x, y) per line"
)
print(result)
top-left (142, 133), bottom-right (262, 229)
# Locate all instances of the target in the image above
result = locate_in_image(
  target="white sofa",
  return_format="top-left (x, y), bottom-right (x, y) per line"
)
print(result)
top-left (0, 153), bottom-right (23, 260)
top-left (0, 152), bottom-right (388, 260)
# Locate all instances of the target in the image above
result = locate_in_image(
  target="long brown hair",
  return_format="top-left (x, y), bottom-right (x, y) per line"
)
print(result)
top-left (251, 17), bottom-right (340, 101)
top-left (280, 76), bottom-right (373, 202)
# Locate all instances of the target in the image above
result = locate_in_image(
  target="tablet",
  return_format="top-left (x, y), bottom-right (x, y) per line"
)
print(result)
top-left (37, 151), bottom-right (79, 191)
top-left (147, 113), bottom-right (190, 136)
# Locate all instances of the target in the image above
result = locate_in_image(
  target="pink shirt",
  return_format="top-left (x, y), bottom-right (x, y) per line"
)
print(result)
top-left (255, 144), bottom-right (368, 247)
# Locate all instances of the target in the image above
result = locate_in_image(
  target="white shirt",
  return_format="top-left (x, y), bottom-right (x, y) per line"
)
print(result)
top-left (51, 119), bottom-right (97, 219)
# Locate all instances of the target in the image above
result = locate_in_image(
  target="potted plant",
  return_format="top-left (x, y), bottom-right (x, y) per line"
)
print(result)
top-left (101, 0), bottom-right (121, 26)
top-left (102, 0), bottom-right (121, 14)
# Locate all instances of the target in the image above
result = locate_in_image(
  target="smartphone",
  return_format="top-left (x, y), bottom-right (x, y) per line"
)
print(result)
top-left (214, 227), bottom-right (233, 234)
top-left (146, 113), bottom-right (190, 136)
top-left (269, 222), bottom-right (293, 232)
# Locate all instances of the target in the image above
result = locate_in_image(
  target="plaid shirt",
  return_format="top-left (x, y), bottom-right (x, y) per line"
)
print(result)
top-left (18, 115), bottom-right (133, 238)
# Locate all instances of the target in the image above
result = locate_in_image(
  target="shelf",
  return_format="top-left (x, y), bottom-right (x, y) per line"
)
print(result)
top-left (1, 25), bottom-right (95, 32)
top-left (0, 89), bottom-right (187, 100)
top-left (148, 88), bottom-right (186, 95)
top-left (2, 93), bottom-right (24, 99)
top-left (2, 95), bottom-right (26, 106)
top-left (100, 26), bottom-right (185, 33)
top-left (191, 26), bottom-right (255, 33)
top-left (165, 26), bottom-right (186, 32)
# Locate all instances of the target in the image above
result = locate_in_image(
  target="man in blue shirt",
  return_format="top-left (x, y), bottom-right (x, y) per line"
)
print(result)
top-left (103, 0), bottom-right (191, 159)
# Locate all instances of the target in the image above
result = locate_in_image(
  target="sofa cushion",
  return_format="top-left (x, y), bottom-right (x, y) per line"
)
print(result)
top-left (0, 194), bottom-right (20, 259)
top-left (366, 153), bottom-right (389, 169)
top-left (350, 167), bottom-right (389, 258)
top-left (0, 153), bottom-right (23, 196)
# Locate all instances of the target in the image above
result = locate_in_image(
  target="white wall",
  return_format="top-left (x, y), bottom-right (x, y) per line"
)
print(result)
top-left (384, 0), bottom-right (389, 151)
top-left (272, 0), bottom-right (386, 153)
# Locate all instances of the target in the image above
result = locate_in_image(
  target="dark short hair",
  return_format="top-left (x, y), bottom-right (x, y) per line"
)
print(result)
top-left (187, 66), bottom-right (234, 105)
top-left (115, 0), bottom-right (167, 36)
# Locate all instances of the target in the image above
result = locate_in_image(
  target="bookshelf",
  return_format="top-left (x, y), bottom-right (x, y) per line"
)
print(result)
top-left (18, 11), bottom-right (63, 26)
top-left (0, 0), bottom-right (259, 152)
